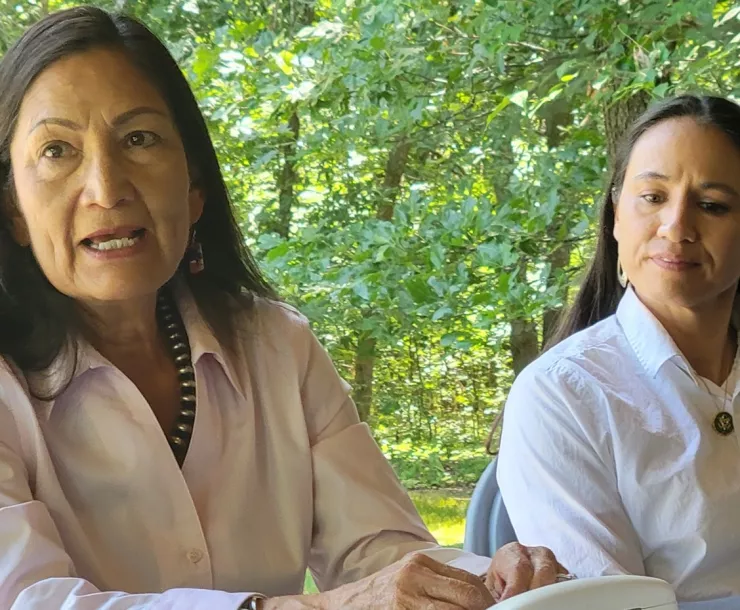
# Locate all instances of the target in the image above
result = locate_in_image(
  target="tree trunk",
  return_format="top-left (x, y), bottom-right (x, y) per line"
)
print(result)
top-left (377, 138), bottom-right (411, 221)
top-left (604, 91), bottom-right (650, 164)
top-left (353, 333), bottom-right (375, 422)
top-left (266, 0), bottom-right (315, 237)
top-left (540, 99), bottom-right (573, 348)
top-left (273, 108), bottom-right (300, 238)
top-left (353, 138), bottom-right (411, 421)
top-left (486, 316), bottom-right (538, 454)
top-left (542, 242), bottom-right (571, 348)
top-left (482, 231), bottom-right (541, 453)
top-left (510, 317), bottom-right (539, 376)
top-left (285, 0), bottom-right (316, 28)
top-left (543, 97), bottom-right (571, 149)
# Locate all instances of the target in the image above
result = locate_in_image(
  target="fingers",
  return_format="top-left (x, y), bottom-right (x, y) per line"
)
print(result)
top-left (487, 542), bottom-right (570, 602)
top-left (528, 546), bottom-right (562, 590)
top-left (407, 600), bottom-right (487, 610)
top-left (325, 552), bottom-right (501, 610)
top-left (494, 543), bottom-right (534, 601)
top-left (420, 566), bottom-right (495, 609)
top-left (486, 569), bottom-right (506, 604)
top-left (399, 553), bottom-right (496, 610)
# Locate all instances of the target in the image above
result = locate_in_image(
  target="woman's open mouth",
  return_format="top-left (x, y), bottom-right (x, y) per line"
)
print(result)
top-left (82, 228), bottom-right (146, 252)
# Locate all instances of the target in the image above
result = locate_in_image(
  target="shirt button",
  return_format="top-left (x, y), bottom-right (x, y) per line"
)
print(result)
top-left (187, 548), bottom-right (204, 564)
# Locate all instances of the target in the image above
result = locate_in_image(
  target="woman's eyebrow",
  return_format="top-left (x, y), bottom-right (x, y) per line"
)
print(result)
top-left (29, 106), bottom-right (167, 135)
top-left (111, 106), bottom-right (168, 127)
top-left (700, 181), bottom-right (739, 197)
top-left (634, 170), bottom-right (670, 181)
top-left (29, 116), bottom-right (81, 135)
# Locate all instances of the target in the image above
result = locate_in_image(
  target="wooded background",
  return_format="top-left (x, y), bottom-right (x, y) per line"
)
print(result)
top-left (3, 0), bottom-right (739, 488)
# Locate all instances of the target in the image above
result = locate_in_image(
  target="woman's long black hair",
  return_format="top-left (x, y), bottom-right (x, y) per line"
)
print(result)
top-left (548, 94), bottom-right (740, 348)
top-left (0, 6), bottom-right (278, 394)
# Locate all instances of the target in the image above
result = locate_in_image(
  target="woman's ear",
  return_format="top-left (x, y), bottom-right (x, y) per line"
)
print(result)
top-left (187, 167), bottom-right (204, 225)
top-left (188, 185), bottom-right (204, 225)
top-left (611, 190), bottom-right (621, 244)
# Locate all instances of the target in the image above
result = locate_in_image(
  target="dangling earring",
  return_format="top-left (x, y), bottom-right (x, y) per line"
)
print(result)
top-left (187, 229), bottom-right (205, 274)
top-left (617, 259), bottom-right (628, 288)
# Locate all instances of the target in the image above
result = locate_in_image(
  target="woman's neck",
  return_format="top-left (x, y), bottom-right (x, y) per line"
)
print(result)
top-left (78, 294), bottom-right (182, 429)
top-left (79, 294), bottom-right (165, 369)
top-left (637, 289), bottom-right (736, 385)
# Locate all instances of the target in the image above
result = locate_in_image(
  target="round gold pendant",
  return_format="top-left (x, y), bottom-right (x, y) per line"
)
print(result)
top-left (713, 411), bottom-right (735, 436)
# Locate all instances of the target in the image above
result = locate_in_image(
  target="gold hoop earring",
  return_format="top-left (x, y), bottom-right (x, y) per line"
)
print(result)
top-left (617, 259), bottom-right (628, 288)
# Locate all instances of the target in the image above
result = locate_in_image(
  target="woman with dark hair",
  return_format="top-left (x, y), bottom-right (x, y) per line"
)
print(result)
top-left (0, 5), bottom-right (562, 610)
top-left (498, 94), bottom-right (740, 602)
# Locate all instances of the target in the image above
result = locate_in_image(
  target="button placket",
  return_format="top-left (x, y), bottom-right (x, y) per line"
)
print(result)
top-left (187, 548), bottom-right (204, 564)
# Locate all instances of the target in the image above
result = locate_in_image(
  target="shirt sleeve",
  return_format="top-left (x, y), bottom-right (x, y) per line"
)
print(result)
top-left (497, 360), bottom-right (646, 578)
top-left (299, 325), bottom-right (490, 590)
top-left (0, 389), bottom-right (253, 610)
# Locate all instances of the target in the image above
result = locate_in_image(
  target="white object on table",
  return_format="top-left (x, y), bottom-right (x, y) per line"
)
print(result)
top-left (492, 575), bottom-right (679, 610)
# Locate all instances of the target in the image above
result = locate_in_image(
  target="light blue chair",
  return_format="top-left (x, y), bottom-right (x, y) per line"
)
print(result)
top-left (463, 456), bottom-right (516, 557)
top-left (463, 456), bottom-right (739, 610)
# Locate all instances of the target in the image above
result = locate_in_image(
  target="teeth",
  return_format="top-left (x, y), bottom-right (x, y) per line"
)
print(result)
top-left (88, 235), bottom-right (141, 251)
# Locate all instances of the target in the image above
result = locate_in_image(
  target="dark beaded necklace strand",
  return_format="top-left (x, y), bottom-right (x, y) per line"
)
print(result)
top-left (156, 290), bottom-right (196, 467)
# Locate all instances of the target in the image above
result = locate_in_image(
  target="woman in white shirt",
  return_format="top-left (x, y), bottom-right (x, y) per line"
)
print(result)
top-left (0, 5), bottom-right (564, 610)
top-left (498, 94), bottom-right (740, 603)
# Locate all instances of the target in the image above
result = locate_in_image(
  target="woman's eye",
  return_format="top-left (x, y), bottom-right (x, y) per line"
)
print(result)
top-left (641, 193), bottom-right (663, 204)
top-left (700, 201), bottom-right (730, 215)
top-left (125, 131), bottom-right (161, 148)
top-left (41, 142), bottom-right (71, 159)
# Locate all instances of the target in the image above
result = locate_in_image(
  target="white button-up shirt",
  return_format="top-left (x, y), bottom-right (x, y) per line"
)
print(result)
top-left (498, 287), bottom-right (740, 602)
top-left (0, 289), bottom-right (488, 609)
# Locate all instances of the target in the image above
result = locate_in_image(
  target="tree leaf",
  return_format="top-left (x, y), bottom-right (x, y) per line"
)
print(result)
top-left (430, 243), bottom-right (446, 269)
top-left (509, 90), bottom-right (529, 108)
top-left (353, 281), bottom-right (370, 301)
top-left (432, 306), bottom-right (452, 321)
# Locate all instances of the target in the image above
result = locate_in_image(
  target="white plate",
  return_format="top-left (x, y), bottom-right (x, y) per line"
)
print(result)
top-left (491, 575), bottom-right (678, 610)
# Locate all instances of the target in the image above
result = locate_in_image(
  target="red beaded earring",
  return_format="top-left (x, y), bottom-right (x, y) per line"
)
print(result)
top-left (187, 229), bottom-right (204, 274)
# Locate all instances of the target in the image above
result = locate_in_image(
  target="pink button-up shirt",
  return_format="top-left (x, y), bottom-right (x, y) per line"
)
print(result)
top-left (0, 290), bottom-right (488, 609)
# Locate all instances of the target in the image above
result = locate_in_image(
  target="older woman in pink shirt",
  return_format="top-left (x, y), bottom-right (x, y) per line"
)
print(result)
top-left (0, 6), bottom-right (564, 610)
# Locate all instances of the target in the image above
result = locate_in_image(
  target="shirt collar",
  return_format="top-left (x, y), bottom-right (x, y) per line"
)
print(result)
top-left (616, 286), bottom-right (685, 379)
top-left (36, 283), bottom-right (246, 417)
top-left (617, 286), bottom-right (740, 387)
top-left (172, 282), bottom-right (246, 400)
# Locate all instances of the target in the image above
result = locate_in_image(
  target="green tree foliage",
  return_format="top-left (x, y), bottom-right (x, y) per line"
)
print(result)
top-left (2, 0), bottom-right (740, 487)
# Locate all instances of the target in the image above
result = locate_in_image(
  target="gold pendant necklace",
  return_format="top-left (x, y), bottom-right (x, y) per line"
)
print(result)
top-left (700, 340), bottom-right (735, 437)
top-left (713, 410), bottom-right (734, 435)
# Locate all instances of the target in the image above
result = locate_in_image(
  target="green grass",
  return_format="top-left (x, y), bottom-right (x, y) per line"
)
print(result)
top-left (409, 489), bottom-right (470, 548)
top-left (303, 490), bottom-right (470, 593)
top-left (304, 571), bottom-right (318, 594)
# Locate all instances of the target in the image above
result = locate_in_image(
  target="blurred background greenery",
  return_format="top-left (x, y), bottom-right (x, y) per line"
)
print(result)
top-left (3, 0), bottom-right (740, 549)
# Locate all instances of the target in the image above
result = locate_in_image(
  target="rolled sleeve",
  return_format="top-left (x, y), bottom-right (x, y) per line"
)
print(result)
top-left (309, 422), bottom-right (436, 589)
top-left (301, 323), bottom-right (491, 588)
top-left (309, 423), bottom-right (490, 586)
top-left (497, 361), bottom-right (646, 577)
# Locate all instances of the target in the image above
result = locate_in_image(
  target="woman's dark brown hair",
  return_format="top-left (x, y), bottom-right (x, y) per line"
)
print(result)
top-left (0, 6), bottom-right (277, 392)
top-left (548, 94), bottom-right (740, 348)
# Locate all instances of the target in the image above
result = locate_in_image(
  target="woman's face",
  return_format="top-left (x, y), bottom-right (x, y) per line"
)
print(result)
top-left (8, 47), bottom-right (203, 306)
top-left (614, 117), bottom-right (740, 313)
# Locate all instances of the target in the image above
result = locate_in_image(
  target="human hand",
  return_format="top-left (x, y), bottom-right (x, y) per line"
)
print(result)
top-left (486, 542), bottom-right (569, 603)
top-left (265, 552), bottom-right (496, 610)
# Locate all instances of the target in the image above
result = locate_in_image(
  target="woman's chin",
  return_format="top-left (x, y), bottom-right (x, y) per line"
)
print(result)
top-left (636, 277), bottom-right (727, 311)
top-left (65, 273), bottom-right (174, 305)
